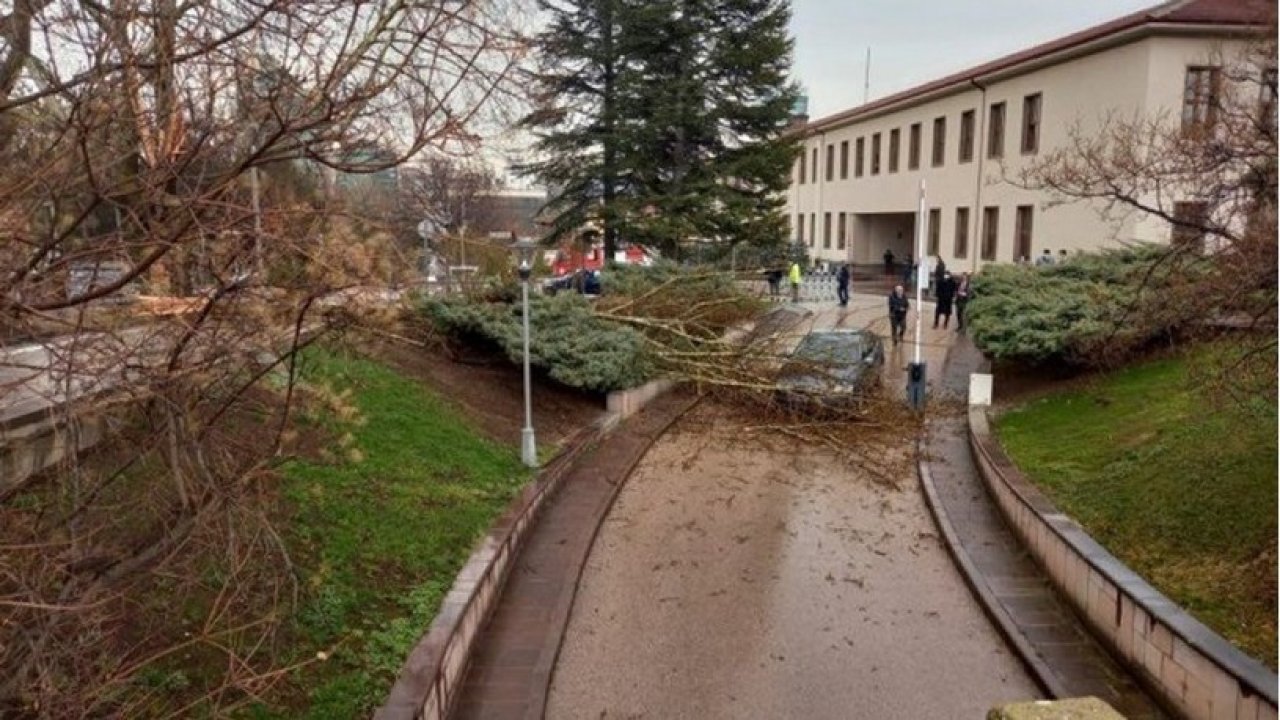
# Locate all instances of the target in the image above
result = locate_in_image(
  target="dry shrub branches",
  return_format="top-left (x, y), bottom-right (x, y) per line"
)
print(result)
top-left (0, 0), bottom-right (526, 715)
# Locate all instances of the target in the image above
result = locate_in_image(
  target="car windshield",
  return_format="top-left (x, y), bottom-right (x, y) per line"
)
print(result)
top-left (793, 333), bottom-right (867, 363)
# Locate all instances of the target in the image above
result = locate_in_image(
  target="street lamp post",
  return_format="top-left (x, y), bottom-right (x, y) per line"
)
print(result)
top-left (512, 237), bottom-right (538, 467)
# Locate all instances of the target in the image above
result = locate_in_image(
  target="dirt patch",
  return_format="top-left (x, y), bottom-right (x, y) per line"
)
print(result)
top-left (369, 339), bottom-right (605, 450)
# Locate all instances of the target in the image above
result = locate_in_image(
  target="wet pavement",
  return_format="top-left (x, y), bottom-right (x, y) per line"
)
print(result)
top-left (545, 295), bottom-right (1041, 719)
top-left (923, 335), bottom-right (1166, 719)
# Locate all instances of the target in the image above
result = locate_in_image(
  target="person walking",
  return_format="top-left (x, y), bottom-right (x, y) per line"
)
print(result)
top-left (933, 271), bottom-right (957, 329)
top-left (883, 248), bottom-right (895, 277)
top-left (1035, 248), bottom-right (1055, 266)
top-left (836, 263), bottom-right (851, 307)
top-left (955, 272), bottom-right (972, 332)
top-left (888, 284), bottom-right (909, 345)
top-left (764, 267), bottom-right (783, 299)
top-left (932, 256), bottom-right (947, 298)
top-left (788, 261), bottom-right (802, 303)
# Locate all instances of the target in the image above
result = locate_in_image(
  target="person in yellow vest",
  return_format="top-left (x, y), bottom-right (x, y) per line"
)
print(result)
top-left (788, 261), bottom-right (802, 303)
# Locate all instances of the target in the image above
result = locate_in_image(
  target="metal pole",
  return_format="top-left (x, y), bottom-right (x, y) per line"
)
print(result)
top-left (520, 273), bottom-right (537, 467)
top-left (250, 166), bottom-right (263, 277)
top-left (914, 179), bottom-right (925, 364)
top-left (864, 47), bottom-right (871, 104)
top-left (907, 179), bottom-right (928, 411)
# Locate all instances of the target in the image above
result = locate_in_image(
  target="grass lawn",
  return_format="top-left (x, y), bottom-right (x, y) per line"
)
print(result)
top-left (995, 348), bottom-right (1277, 667)
top-left (260, 347), bottom-right (528, 717)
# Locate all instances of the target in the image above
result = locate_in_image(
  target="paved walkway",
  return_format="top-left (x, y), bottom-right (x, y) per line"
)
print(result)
top-left (451, 392), bottom-right (699, 720)
top-left (923, 335), bottom-right (1166, 718)
top-left (545, 299), bottom-right (1040, 719)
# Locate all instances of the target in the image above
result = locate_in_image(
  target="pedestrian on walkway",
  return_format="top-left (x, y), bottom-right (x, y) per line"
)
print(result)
top-left (933, 271), bottom-right (957, 329)
top-left (883, 248), bottom-right (895, 277)
top-left (836, 263), bottom-right (850, 306)
top-left (764, 267), bottom-right (783, 298)
top-left (932, 256), bottom-right (947, 298)
top-left (955, 272), bottom-right (972, 332)
top-left (788, 261), bottom-right (802, 303)
top-left (888, 284), bottom-right (909, 345)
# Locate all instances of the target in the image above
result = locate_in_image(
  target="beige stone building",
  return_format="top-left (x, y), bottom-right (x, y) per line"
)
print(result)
top-left (786, 0), bottom-right (1271, 272)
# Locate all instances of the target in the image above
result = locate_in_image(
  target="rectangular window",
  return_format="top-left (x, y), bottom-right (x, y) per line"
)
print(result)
top-left (809, 212), bottom-right (816, 246)
top-left (1182, 67), bottom-right (1220, 131)
top-left (981, 206), bottom-right (999, 261)
top-left (959, 109), bottom-right (975, 163)
top-left (839, 140), bottom-right (849, 179)
top-left (932, 116), bottom-right (946, 167)
top-left (1172, 201), bottom-right (1209, 253)
top-left (988, 102), bottom-right (1006, 159)
top-left (823, 212), bottom-right (832, 249)
top-left (927, 208), bottom-right (941, 256)
top-left (889, 128), bottom-right (900, 173)
top-left (825, 144), bottom-right (834, 181)
top-left (837, 212), bottom-right (847, 251)
top-left (796, 213), bottom-right (804, 242)
top-left (811, 147), bottom-right (818, 182)
top-left (798, 152), bottom-right (806, 185)
top-left (871, 133), bottom-right (882, 175)
top-left (1021, 93), bottom-right (1042, 154)
top-left (1014, 205), bottom-right (1034, 261)
top-left (908, 123), bottom-right (921, 170)
top-left (954, 207), bottom-right (970, 259)
top-left (855, 137), bottom-right (865, 177)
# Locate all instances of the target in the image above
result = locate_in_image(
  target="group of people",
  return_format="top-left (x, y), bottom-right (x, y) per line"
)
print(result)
top-left (1021, 248), bottom-right (1070, 266)
top-left (766, 255), bottom-right (975, 347)
top-left (886, 256), bottom-right (972, 345)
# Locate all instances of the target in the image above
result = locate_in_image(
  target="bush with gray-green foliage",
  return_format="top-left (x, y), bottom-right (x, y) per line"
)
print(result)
top-left (967, 244), bottom-right (1204, 365)
top-left (423, 293), bottom-right (654, 392)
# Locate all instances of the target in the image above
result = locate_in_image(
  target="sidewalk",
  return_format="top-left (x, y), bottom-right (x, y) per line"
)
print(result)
top-left (923, 335), bottom-right (1165, 719)
top-left (450, 391), bottom-right (698, 720)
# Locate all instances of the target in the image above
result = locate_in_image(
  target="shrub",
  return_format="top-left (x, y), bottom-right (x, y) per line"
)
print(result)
top-left (423, 293), bottom-right (655, 392)
top-left (967, 244), bottom-right (1204, 365)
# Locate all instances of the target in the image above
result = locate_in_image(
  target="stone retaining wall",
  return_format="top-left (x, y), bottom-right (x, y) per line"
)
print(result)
top-left (968, 407), bottom-right (1278, 720)
top-left (377, 383), bottom-right (679, 720)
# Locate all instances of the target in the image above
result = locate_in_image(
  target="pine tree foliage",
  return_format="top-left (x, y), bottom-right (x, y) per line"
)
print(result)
top-left (520, 0), bottom-right (799, 259)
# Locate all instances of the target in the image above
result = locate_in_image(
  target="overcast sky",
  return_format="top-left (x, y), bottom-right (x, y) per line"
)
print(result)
top-left (790, 0), bottom-right (1157, 119)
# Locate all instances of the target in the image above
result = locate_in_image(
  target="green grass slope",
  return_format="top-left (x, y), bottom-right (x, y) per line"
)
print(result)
top-left (995, 350), bottom-right (1277, 666)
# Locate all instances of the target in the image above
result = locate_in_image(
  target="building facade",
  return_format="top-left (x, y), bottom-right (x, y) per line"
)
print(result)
top-left (786, 0), bottom-right (1270, 272)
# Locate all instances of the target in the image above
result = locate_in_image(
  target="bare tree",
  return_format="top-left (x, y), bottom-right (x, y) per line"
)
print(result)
top-left (0, 1), bottom-right (527, 715)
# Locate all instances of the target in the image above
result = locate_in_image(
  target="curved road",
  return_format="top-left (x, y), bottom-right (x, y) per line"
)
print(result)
top-left (546, 295), bottom-right (1040, 719)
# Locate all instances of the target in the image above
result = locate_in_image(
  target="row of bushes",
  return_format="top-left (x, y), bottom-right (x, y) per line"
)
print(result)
top-left (421, 264), bottom-right (763, 393)
top-left (967, 244), bottom-right (1207, 366)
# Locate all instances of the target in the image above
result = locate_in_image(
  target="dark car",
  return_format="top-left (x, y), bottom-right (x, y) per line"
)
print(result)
top-left (776, 329), bottom-right (885, 410)
top-left (543, 269), bottom-right (602, 296)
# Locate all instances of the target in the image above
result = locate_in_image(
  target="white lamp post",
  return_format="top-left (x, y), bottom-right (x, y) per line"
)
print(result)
top-left (512, 237), bottom-right (538, 467)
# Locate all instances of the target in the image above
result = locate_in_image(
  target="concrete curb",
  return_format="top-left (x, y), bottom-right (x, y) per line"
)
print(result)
top-left (968, 411), bottom-right (1279, 720)
top-left (376, 383), bottom-right (694, 720)
top-left (914, 436), bottom-right (1070, 700)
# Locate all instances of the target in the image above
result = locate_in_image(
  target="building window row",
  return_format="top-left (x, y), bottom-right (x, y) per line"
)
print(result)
top-left (796, 92), bottom-right (1043, 183)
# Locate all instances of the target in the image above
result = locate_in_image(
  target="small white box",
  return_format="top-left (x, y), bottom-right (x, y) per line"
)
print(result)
top-left (969, 373), bottom-right (993, 407)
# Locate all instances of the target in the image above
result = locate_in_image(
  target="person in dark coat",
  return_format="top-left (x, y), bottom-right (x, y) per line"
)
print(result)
top-left (888, 284), bottom-right (909, 345)
top-left (933, 271), bottom-right (957, 329)
top-left (836, 263), bottom-right (851, 306)
top-left (883, 248), bottom-right (895, 276)
top-left (932, 256), bottom-right (947, 298)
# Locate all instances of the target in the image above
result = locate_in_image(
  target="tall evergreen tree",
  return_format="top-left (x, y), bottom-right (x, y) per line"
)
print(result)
top-left (520, 0), bottom-right (630, 260)
top-left (521, 0), bottom-right (799, 259)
